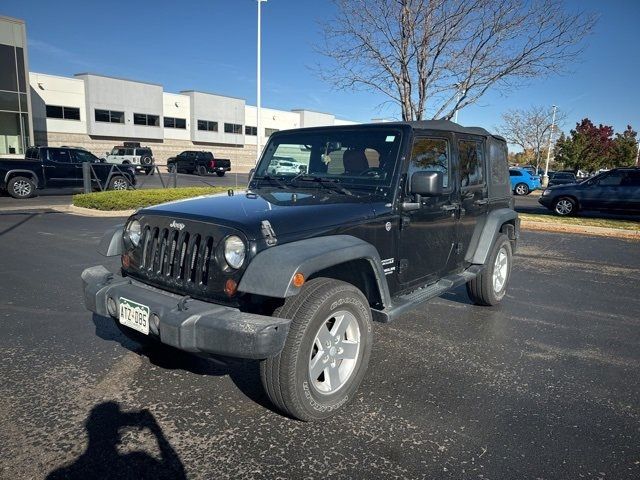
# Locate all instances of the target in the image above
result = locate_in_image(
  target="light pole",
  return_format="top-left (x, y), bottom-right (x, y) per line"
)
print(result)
top-left (542, 104), bottom-right (557, 187)
top-left (636, 139), bottom-right (639, 167)
top-left (256, 0), bottom-right (267, 164)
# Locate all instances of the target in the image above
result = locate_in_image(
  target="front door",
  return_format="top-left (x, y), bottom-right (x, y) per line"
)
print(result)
top-left (397, 135), bottom-right (459, 287)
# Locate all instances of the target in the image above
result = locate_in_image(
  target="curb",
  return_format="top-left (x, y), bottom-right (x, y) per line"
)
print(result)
top-left (521, 219), bottom-right (640, 240)
top-left (60, 205), bottom-right (136, 217)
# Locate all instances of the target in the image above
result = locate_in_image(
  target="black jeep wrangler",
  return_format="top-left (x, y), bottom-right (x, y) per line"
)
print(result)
top-left (82, 121), bottom-right (518, 421)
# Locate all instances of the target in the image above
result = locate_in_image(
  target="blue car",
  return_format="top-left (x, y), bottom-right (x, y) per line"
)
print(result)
top-left (509, 167), bottom-right (541, 195)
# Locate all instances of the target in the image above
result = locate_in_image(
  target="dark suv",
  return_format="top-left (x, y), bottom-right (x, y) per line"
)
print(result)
top-left (82, 121), bottom-right (519, 420)
top-left (539, 167), bottom-right (640, 215)
top-left (167, 151), bottom-right (231, 176)
top-left (0, 146), bottom-right (136, 199)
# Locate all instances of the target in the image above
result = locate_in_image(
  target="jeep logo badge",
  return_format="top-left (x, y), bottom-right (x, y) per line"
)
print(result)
top-left (169, 220), bottom-right (185, 230)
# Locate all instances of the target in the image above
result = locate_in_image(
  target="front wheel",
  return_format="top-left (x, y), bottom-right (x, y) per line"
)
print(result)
top-left (197, 165), bottom-right (208, 176)
top-left (216, 171), bottom-right (226, 177)
top-left (260, 278), bottom-right (373, 421)
top-left (108, 176), bottom-right (129, 191)
top-left (467, 233), bottom-right (513, 306)
top-left (514, 183), bottom-right (530, 196)
top-left (553, 197), bottom-right (576, 216)
top-left (167, 163), bottom-right (176, 174)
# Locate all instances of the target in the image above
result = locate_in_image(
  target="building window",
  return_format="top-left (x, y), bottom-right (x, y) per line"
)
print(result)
top-left (265, 128), bottom-right (280, 137)
top-left (46, 105), bottom-right (81, 121)
top-left (197, 120), bottom-right (218, 132)
top-left (245, 126), bottom-right (257, 136)
top-left (133, 113), bottom-right (159, 127)
top-left (95, 109), bottom-right (124, 124)
top-left (224, 123), bottom-right (243, 134)
top-left (164, 116), bottom-right (186, 129)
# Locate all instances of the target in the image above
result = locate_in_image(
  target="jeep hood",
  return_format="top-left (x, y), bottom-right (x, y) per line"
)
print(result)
top-left (140, 189), bottom-right (383, 240)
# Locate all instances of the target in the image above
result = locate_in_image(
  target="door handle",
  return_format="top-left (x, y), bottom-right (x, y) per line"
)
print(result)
top-left (442, 203), bottom-right (459, 211)
top-left (474, 199), bottom-right (489, 205)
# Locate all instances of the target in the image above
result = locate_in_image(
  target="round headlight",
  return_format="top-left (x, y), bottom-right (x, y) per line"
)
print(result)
top-left (224, 235), bottom-right (246, 269)
top-left (126, 219), bottom-right (142, 246)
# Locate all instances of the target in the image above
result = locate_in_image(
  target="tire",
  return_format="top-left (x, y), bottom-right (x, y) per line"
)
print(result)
top-left (260, 278), bottom-right (373, 421)
top-left (197, 165), bottom-right (208, 176)
top-left (140, 156), bottom-right (153, 167)
top-left (144, 167), bottom-right (154, 175)
top-left (216, 171), bottom-right (226, 177)
top-left (553, 196), bottom-right (576, 216)
top-left (167, 163), bottom-right (176, 174)
top-left (7, 176), bottom-right (36, 199)
top-left (514, 183), bottom-right (529, 196)
top-left (466, 233), bottom-right (513, 306)
top-left (108, 176), bottom-right (129, 191)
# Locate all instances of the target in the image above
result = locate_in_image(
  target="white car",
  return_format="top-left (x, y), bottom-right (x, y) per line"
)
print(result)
top-left (268, 157), bottom-right (307, 175)
top-left (104, 143), bottom-right (154, 175)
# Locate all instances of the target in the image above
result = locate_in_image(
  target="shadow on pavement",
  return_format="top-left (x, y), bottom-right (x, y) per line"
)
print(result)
top-left (91, 313), bottom-right (278, 414)
top-left (0, 212), bottom-right (41, 236)
top-left (46, 401), bottom-right (186, 480)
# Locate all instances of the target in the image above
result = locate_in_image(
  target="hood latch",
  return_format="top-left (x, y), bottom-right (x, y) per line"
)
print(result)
top-left (261, 220), bottom-right (278, 247)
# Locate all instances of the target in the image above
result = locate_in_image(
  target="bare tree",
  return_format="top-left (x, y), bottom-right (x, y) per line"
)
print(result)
top-left (496, 106), bottom-right (567, 170)
top-left (319, 0), bottom-right (596, 121)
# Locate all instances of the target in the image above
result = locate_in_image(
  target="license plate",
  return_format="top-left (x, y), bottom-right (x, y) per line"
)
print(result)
top-left (118, 297), bottom-right (150, 335)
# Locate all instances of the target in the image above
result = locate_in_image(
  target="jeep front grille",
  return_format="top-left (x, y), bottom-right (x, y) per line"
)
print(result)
top-left (140, 225), bottom-right (215, 286)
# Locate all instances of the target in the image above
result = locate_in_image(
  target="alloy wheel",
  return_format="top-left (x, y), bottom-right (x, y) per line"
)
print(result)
top-left (13, 179), bottom-right (31, 197)
top-left (113, 178), bottom-right (127, 190)
top-left (493, 246), bottom-right (509, 293)
top-left (555, 199), bottom-right (573, 215)
top-left (308, 310), bottom-right (361, 395)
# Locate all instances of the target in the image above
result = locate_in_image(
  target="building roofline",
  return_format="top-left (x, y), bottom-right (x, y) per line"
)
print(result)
top-left (74, 72), bottom-right (163, 87)
top-left (0, 15), bottom-right (25, 25)
top-left (30, 71), bottom-right (85, 82)
top-left (291, 108), bottom-right (335, 116)
top-left (180, 90), bottom-right (245, 101)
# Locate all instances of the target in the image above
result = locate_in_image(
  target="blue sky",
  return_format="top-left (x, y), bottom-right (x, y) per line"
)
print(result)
top-left (3, 0), bottom-right (639, 136)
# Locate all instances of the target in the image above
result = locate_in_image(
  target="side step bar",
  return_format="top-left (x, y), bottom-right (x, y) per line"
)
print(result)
top-left (371, 265), bottom-right (483, 323)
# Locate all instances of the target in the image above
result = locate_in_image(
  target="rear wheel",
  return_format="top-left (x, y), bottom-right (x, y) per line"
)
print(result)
top-left (260, 278), bottom-right (373, 421)
top-left (167, 163), bottom-right (176, 174)
top-left (216, 171), bottom-right (226, 177)
top-left (514, 183), bottom-right (529, 196)
top-left (7, 176), bottom-right (36, 199)
top-left (467, 233), bottom-right (512, 306)
top-left (553, 197), bottom-right (576, 216)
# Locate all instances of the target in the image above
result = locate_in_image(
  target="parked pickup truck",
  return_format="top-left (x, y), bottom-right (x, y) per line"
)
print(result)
top-left (167, 151), bottom-right (231, 177)
top-left (0, 146), bottom-right (136, 199)
top-left (83, 121), bottom-right (518, 421)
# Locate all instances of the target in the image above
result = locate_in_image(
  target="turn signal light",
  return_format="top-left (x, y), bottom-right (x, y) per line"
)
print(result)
top-left (292, 273), bottom-right (305, 288)
top-left (224, 278), bottom-right (238, 297)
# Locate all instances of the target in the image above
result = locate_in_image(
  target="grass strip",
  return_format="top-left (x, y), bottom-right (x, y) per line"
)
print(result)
top-left (519, 213), bottom-right (639, 231)
top-left (72, 187), bottom-right (229, 211)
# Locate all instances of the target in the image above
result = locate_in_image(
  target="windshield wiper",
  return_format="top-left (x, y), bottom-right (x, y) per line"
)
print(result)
top-left (289, 175), bottom-right (355, 196)
top-left (255, 174), bottom-right (287, 189)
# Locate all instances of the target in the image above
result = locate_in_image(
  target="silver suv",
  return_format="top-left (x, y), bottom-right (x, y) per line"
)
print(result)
top-left (104, 143), bottom-right (154, 175)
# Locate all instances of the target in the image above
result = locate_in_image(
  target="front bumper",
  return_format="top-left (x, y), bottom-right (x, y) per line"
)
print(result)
top-left (81, 266), bottom-right (290, 359)
top-left (538, 195), bottom-right (553, 208)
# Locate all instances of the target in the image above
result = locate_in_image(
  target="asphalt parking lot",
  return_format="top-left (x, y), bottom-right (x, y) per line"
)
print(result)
top-left (0, 211), bottom-right (638, 479)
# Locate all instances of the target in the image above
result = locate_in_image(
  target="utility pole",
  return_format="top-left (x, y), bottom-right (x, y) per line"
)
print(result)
top-left (542, 104), bottom-right (557, 187)
top-left (256, 0), bottom-right (267, 163)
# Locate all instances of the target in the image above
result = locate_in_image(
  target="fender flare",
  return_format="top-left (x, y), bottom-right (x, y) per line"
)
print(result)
top-left (238, 234), bottom-right (392, 306)
top-left (466, 208), bottom-right (519, 265)
top-left (4, 169), bottom-right (40, 188)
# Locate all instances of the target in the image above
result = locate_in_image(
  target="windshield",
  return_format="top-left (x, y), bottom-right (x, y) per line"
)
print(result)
top-left (254, 128), bottom-right (403, 188)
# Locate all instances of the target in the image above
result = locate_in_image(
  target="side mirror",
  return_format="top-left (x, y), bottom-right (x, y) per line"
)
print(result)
top-left (410, 171), bottom-right (442, 196)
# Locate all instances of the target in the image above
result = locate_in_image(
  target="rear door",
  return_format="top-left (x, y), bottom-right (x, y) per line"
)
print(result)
top-left (619, 170), bottom-right (640, 210)
top-left (456, 135), bottom-right (488, 263)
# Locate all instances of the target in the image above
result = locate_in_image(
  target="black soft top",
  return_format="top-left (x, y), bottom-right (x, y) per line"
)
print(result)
top-left (278, 120), bottom-right (505, 142)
